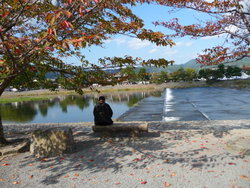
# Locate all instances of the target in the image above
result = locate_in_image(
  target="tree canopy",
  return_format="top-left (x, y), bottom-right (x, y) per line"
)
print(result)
top-left (0, 0), bottom-right (175, 96)
top-left (155, 0), bottom-right (250, 65)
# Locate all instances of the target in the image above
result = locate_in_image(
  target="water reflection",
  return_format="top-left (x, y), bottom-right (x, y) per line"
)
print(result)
top-left (0, 102), bottom-right (37, 122)
top-left (1, 90), bottom-right (162, 124)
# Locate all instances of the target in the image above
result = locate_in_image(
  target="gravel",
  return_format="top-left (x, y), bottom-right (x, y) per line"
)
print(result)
top-left (0, 120), bottom-right (250, 188)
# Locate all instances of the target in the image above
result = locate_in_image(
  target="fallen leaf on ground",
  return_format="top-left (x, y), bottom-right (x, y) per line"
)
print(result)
top-left (133, 158), bottom-right (141, 162)
top-left (27, 163), bottom-right (33, 166)
top-left (40, 158), bottom-right (49, 162)
top-left (73, 173), bottom-right (79, 177)
top-left (228, 162), bottom-right (236, 165)
top-left (1, 163), bottom-right (10, 166)
top-left (28, 175), bottom-right (33, 179)
top-left (164, 182), bottom-right (171, 187)
top-left (140, 181), bottom-right (147, 184)
top-left (170, 173), bottom-right (176, 177)
top-left (106, 139), bottom-right (113, 143)
top-left (0, 179), bottom-right (6, 181)
top-left (240, 175), bottom-right (250, 181)
top-left (12, 181), bottom-right (19, 184)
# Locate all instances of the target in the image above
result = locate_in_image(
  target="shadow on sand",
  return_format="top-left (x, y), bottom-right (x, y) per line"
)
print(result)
top-left (16, 124), bottom-right (248, 186)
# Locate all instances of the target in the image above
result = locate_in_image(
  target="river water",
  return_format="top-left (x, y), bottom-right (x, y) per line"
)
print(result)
top-left (2, 87), bottom-right (250, 124)
top-left (0, 90), bottom-right (162, 124)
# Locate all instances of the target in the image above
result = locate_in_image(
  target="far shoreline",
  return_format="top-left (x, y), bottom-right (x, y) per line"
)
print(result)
top-left (1, 79), bottom-right (250, 103)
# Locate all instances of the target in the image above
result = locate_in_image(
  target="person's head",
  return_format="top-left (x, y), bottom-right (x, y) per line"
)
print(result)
top-left (98, 96), bottom-right (105, 103)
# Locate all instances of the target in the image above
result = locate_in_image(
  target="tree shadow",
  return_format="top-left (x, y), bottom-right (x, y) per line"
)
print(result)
top-left (16, 126), bottom-right (246, 186)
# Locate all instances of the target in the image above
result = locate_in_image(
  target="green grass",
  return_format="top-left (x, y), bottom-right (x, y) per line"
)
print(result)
top-left (0, 96), bottom-right (51, 103)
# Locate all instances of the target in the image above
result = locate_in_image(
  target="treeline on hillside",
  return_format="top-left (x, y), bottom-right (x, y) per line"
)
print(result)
top-left (124, 64), bottom-right (249, 84)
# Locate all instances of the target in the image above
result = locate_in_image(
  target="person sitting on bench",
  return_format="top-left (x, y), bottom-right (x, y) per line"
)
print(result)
top-left (93, 96), bottom-right (113, 126)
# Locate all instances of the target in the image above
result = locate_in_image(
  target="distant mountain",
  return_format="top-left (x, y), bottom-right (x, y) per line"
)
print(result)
top-left (45, 57), bottom-right (250, 79)
top-left (141, 57), bottom-right (250, 73)
top-left (139, 59), bottom-right (201, 73)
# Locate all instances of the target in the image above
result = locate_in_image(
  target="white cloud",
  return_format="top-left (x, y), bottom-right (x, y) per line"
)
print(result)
top-left (104, 39), bottom-right (112, 44)
top-left (163, 49), bottom-right (178, 56)
top-left (201, 35), bottom-right (221, 40)
top-left (148, 48), bottom-right (158, 54)
top-left (114, 38), bottom-right (126, 45)
top-left (104, 37), bottom-right (126, 45)
top-left (127, 38), bottom-right (151, 50)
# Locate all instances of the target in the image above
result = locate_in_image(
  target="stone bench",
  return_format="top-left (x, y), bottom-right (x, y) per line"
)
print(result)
top-left (92, 122), bottom-right (148, 137)
top-left (30, 127), bottom-right (74, 158)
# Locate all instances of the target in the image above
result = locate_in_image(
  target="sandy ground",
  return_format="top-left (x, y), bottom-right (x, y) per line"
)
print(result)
top-left (0, 120), bottom-right (250, 188)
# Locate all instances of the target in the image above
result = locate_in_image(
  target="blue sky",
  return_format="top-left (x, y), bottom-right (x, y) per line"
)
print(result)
top-left (70, 3), bottom-right (225, 66)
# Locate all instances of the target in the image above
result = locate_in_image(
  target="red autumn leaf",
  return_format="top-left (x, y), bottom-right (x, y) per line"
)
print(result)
top-left (79, 6), bottom-right (82, 14)
top-left (1, 163), bottom-right (10, 166)
top-left (140, 181), bottom-right (147, 184)
top-left (164, 182), bottom-right (171, 187)
top-left (47, 28), bottom-right (52, 35)
top-left (133, 158), bottom-right (141, 162)
top-left (14, 49), bottom-right (21, 54)
top-left (240, 175), bottom-right (250, 181)
top-left (228, 162), bottom-right (236, 165)
top-left (45, 46), bottom-right (54, 51)
top-left (2, 12), bottom-right (9, 18)
top-left (63, 20), bottom-right (69, 28)
top-left (86, 35), bottom-right (93, 40)
top-left (207, 170), bottom-right (215, 173)
top-left (27, 163), bottom-right (33, 166)
top-left (28, 175), bottom-right (33, 179)
top-left (88, 159), bottom-right (94, 162)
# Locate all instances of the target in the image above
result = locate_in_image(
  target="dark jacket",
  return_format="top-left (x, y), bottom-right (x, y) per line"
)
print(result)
top-left (93, 103), bottom-right (113, 125)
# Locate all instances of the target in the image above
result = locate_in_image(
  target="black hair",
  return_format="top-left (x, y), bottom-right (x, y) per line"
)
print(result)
top-left (99, 96), bottom-right (105, 101)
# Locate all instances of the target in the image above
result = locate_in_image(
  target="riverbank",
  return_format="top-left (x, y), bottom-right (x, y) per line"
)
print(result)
top-left (0, 120), bottom-right (250, 188)
top-left (1, 79), bottom-right (250, 103)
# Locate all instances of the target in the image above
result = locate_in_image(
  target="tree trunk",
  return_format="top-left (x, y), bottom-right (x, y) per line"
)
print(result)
top-left (0, 113), bottom-right (8, 145)
top-left (0, 75), bottom-right (16, 145)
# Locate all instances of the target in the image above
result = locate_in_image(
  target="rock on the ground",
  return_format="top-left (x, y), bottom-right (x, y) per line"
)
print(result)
top-left (30, 127), bottom-right (74, 158)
